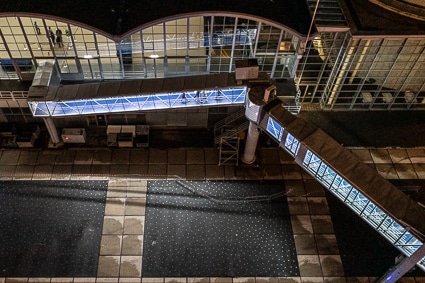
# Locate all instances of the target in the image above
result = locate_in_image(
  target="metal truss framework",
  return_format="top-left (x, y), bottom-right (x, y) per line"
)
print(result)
top-left (28, 86), bottom-right (247, 117)
top-left (263, 115), bottom-right (425, 272)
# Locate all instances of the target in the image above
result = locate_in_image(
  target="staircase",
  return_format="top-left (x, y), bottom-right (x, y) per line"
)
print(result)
top-left (213, 108), bottom-right (249, 166)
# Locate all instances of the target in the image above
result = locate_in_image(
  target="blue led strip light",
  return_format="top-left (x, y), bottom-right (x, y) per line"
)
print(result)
top-left (28, 87), bottom-right (247, 117)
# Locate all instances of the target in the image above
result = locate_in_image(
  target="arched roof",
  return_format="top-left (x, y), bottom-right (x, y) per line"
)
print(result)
top-left (0, 0), bottom-right (314, 38)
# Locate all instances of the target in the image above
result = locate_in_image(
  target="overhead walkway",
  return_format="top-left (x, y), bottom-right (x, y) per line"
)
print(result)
top-left (255, 97), bottom-right (425, 277)
top-left (27, 73), bottom-right (247, 117)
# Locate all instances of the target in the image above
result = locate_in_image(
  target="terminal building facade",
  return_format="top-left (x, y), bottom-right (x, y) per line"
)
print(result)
top-left (0, 0), bottom-right (424, 131)
top-left (1, 0), bottom-right (425, 281)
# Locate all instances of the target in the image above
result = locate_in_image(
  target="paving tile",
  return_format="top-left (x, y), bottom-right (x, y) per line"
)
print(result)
top-left (205, 164), bottom-right (225, 180)
top-left (298, 255), bottom-right (323, 277)
top-left (264, 164), bottom-right (283, 180)
top-left (282, 164), bottom-right (303, 179)
top-left (255, 278), bottom-right (279, 283)
top-left (291, 215), bottom-right (314, 234)
top-left (167, 149), bottom-right (186, 164)
top-left (120, 256), bottom-right (142, 277)
top-left (50, 278), bottom-right (73, 282)
top-left (311, 215), bottom-right (334, 234)
top-left (119, 278), bottom-right (142, 283)
top-left (186, 164), bottom-right (206, 180)
top-left (141, 278), bottom-right (164, 283)
top-left (279, 148), bottom-right (296, 163)
top-left (73, 150), bottom-right (94, 164)
top-left (406, 148), bottom-right (425, 163)
top-left (110, 164), bottom-right (129, 175)
top-left (413, 163), bottom-right (425, 179)
top-left (35, 151), bottom-right (57, 165)
top-left (224, 165), bottom-right (238, 180)
top-left (55, 151), bottom-right (75, 164)
top-left (187, 278), bottom-right (210, 283)
top-left (125, 198), bottom-right (146, 216)
top-left (187, 149), bottom-right (205, 164)
top-left (369, 149), bottom-right (391, 163)
top-left (127, 182), bottom-right (147, 198)
top-left (307, 197), bottom-right (329, 215)
top-left (17, 151), bottom-right (39, 165)
top-left (148, 149), bottom-right (167, 164)
top-left (294, 234), bottom-right (318, 254)
top-left (397, 278), bottom-right (416, 283)
top-left (289, 278), bottom-right (319, 283)
top-left (315, 234), bottom-right (339, 255)
top-left (299, 278), bottom-right (324, 283)
top-left (320, 255), bottom-right (344, 277)
top-left (387, 149), bottom-right (410, 164)
top-left (233, 278), bottom-right (255, 283)
top-left (93, 150), bottom-right (112, 164)
top-left (209, 278), bottom-right (233, 283)
top-left (374, 163), bottom-right (398, 179)
top-left (128, 164), bottom-right (148, 176)
top-left (287, 197), bottom-right (310, 215)
top-left (124, 216), bottom-right (145, 234)
top-left (344, 278), bottom-right (369, 283)
top-left (304, 180), bottom-right (325, 197)
top-left (4, 279), bottom-right (28, 283)
top-left (99, 235), bottom-right (122, 255)
top-left (107, 185), bottom-right (127, 198)
top-left (111, 149), bottom-right (131, 164)
top-left (237, 165), bottom-right (265, 180)
top-left (51, 165), bottom-right (72, 180)
top-left (205, 148), bottom-right (220, 165)
top-left (164, 279), bottom-right (186, 283)
top-left (13, 165), bottom-right (34, 179)
top-left (285, 180), bottom-right (306, 197)
top-left (122, 235), bottom-right (143, 255)
top-left (167, 164), bottom-right (186, 179)
top-left (97, 278), bottom-right (120, 283)
top-left (323, 277), bottom-right (347, 283)
top-left (259, 148), bottom-right (281, 164)
top-left (349, 149), bottom-right (373, 163)
top-left (278, 277), bottom-right (301, 283)
top-left (147, 164), bottom-right (167, 178)
top-left (71, 165), bottom-right (92, 178)
top-left (105, 198), bottom-right (126, 215)
top-left (72, 278), bottom-right (95, 283)
top-left (102, 216), bottom-right (124, 234)
top-left (27, 279), bottom-right (50, 283)
top-left (97, 256), bottom-right (120, 277)
top-left (90, 165), bottom-right (111, 176)
top-left (394, 163), bottom-right (419, 179)
top-left (130, 150), bottom-right (149, 164)
top-left (0, 150), bottom-right (20, 165)
top-left (32, 164), bottom-right (53, 180)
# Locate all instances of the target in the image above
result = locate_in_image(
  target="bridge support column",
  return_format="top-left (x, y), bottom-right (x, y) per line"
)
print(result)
top-left (241, 121), bottom-right (260, 164)
top-left (377, 244), bottom-right (425, 283)
top-left (43, 117), bottom-right (61, 144)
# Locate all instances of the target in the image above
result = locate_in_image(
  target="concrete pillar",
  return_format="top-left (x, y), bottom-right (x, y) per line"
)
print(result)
top-left (242, 121), bottom-right (260, 164)
top-left (43, 117), bottom-right (61, 144)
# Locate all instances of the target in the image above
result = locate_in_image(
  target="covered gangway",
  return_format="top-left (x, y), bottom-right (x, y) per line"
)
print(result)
top-left (258, 98), bottom-right (425, 281)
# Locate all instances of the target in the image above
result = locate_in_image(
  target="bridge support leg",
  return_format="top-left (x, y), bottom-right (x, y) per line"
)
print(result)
top-left (377, 244), bottom-right (425, 283)
top-left (241, 121), bottom-right (260, 164)
top-left (43, 117), bottom-right (61, 145)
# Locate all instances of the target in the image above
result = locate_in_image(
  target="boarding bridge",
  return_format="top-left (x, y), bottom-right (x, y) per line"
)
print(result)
top-left (248, 96), bottom-right (425, 281)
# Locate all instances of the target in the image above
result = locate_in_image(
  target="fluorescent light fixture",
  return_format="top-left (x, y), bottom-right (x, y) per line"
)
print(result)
top-left (83, 54), bottom-right (93, 59)
top-left (149, 54), bottom-right (159, 58)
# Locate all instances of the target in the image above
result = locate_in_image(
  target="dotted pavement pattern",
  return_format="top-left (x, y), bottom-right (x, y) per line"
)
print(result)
top-left (142, 180), bottom-right (299, 277)
top-left (0, 180), bottom-right (108, 277)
